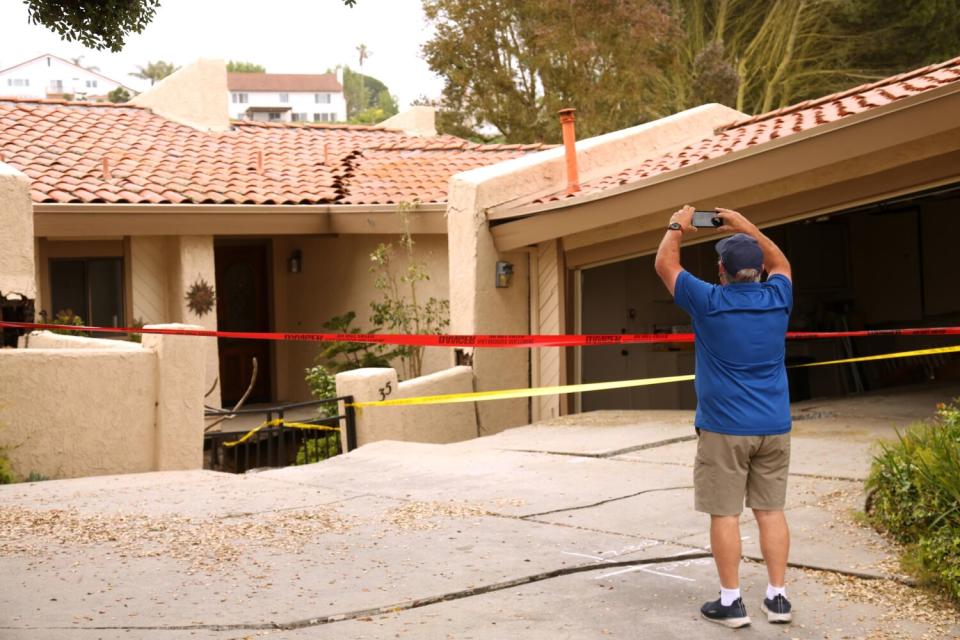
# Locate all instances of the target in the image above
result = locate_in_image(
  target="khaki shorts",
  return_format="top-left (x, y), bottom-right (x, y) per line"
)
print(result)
top-left (694, 428), bottom-right (791, 516)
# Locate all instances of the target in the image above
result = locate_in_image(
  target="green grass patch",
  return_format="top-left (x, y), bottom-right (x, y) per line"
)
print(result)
top-left (867, 400), bottom-right (960, 602)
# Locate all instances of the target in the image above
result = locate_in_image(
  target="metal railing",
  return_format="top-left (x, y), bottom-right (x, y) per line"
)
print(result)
top-left (203, 396), bottom-right (356, 474)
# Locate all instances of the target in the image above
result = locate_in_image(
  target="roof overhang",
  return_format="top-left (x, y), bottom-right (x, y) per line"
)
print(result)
top-left (32, 203), bottom-right (448, 237)
top-left (489, 80), bottom-right (960, 260)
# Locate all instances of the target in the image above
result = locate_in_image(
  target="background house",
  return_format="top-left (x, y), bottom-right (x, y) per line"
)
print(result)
top-left (227, 70), bottom-right (346, 123)
top-left (0, 53), bottom-right (134, 101)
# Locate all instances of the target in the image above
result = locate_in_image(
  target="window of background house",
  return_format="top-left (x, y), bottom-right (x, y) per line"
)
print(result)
top-left (327, 112), bottom-right (337, 122)
top-left (49, 257), bottom-right (124, 331)
top-left (279, 93), bottom-right (289, 103)
top-left (232, 92), bottom-right (248, 104)
top-left (268, 112), bottom-right (281, 121)
top-left (86, 79), bottom-right (97, 88)
top-left (8, 78), bottom-right (29, 87)
top-left (314, 93), bottom-right (331, 104)
top-left (50, 79), bottom-right (63, 91)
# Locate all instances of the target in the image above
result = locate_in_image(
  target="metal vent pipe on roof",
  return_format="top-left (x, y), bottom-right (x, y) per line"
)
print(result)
top-left (558, 108), bottom-right (580, 195)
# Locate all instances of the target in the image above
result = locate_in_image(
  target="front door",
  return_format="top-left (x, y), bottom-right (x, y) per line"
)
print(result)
top-left (215, 242), bottom-right (272, 406)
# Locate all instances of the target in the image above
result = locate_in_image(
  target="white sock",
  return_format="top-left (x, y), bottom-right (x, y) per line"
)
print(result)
top-left (766, 584), bottom-right (787, 600)
top-left (720, 586), bottom-right (741, 606)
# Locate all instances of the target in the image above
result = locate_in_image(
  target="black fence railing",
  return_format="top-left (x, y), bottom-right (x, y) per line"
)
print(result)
top-left (203, 396), bottom-right (356, 474)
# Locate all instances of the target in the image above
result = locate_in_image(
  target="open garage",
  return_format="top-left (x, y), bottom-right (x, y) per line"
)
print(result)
top-left (578, 184), bottom-right (960, 412)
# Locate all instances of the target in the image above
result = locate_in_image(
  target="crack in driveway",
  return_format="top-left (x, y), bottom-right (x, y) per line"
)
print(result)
top-left (503, 434), bottom-right (697, 459)
top-left (0, 552), bottom-right (712, 633)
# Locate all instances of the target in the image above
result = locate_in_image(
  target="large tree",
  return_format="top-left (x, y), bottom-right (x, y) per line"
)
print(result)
top-left (24, 1), bottom-right (358, 52)
top-left (24, 0), bottom-right (160, 52)
top-left (335, 66), bottom-right (398, 123)
top-left (424, 0), bottom-right (960, 142)
top-left (422, 0), bottom-right (675, 143)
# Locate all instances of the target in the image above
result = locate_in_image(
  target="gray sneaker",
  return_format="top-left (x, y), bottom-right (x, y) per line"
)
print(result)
top-left (761, 594), bottom-right (792, 623)
top-left (700, 596), bottom-right (751, 628)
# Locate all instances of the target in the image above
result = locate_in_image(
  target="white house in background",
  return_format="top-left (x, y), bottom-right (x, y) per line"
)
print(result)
top-left (227, 70), bottom-right (346, 123)
top-left (0, 53), bottom-right (134, 101)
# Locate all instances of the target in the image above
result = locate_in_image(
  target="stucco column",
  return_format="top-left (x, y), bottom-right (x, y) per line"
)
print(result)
top-left (447, 178), bottom-right (531, 435)
top-left (167, 235), bottom-right (220, 406)
top-left (142, 324), bottom-right (206, 471)
top-left (335, 368), bottom-right (402, 448)
top-left (0, 163), bottom-right (37, 301)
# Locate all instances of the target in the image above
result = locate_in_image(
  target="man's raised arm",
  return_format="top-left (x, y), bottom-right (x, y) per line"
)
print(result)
top-left (654, 205), bottom-right (696, 296)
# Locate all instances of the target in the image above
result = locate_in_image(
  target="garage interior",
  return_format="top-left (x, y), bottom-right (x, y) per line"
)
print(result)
top-left (577, 184), bottom-right (960, 412)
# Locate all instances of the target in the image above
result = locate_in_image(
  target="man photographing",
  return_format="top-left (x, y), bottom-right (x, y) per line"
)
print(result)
top-left (654, 205), bottom-right (794, 628)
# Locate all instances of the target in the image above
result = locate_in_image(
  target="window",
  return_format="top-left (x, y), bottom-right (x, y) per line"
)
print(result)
top-left (232, 92), bottom-right (248, 104)
top-left (279, 93), bottom-right (289, 103)
top-left (291, 113), bottom-right (309, 122)
top-left (268, 112), bottom-right (281, 121)
top-left (327, 112), bottom-right (337, 122)
top-left (7, 78), bottom-right (29, 87)
top-left (49, 258), bottom-right (124, 331)
top-left (50, 80), bottom-right (63, 91)
top-left (85, 79), bottom-right (98, 88)
top-left (314, 93), bottom-right (331, 104)
top-left (313, 113), bottom-right (321, 122)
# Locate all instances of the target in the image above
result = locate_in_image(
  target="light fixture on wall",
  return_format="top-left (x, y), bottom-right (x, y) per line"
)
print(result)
top-left (288, 249), bottom-right (302, 274)
top-left (495, 260), bottom-right (513, 288)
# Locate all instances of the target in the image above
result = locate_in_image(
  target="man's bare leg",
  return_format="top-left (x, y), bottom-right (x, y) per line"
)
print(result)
top-left (710, 515), bottom-right (742, 588)
top-left (753, 509), bottom-right (790, 586)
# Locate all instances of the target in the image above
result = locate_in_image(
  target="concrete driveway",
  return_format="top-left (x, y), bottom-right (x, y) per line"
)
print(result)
top-left (2, 382), bottom-right (959, 639)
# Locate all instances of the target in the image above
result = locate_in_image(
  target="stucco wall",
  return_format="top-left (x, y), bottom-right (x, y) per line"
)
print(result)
top-left (0, 327), bottom-right (206, 480)
top-left (130, 236), bottom-right (168, 324)
top-left (272, 234), bottom-right (451, 402)
top-left (0, 162), bottom-right (36, 300)
top-left (335, 366), bottom-right (477, 448)
top-left (130, 59), bottom-right (229, 132)
top-left (164, 236), bottom-right (220, 405)
top-left (0, 345), bottom-right (157, 479)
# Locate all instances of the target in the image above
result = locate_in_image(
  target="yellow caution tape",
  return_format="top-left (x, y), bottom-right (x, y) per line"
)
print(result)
top-left (221, 419), bottom-right (340, 447)
top-left (348, 344), bottom-right (960, 409)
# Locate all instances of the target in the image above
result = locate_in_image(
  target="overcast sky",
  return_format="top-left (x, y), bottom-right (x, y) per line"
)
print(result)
top-left (0, 0), bottom-right (445, 109)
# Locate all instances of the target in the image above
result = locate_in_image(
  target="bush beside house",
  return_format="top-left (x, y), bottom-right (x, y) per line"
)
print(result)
top-left (867, 401), bottom-right (960, 601)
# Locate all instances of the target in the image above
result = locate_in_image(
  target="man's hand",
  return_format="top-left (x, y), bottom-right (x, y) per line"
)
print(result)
top-left (715, 207), bottom-right (758, 235)
top-left (670, 205), bottom-right (697, 233)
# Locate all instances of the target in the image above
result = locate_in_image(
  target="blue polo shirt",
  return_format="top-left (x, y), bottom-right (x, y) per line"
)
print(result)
top-left (674, 270), bottom-right (793, 436)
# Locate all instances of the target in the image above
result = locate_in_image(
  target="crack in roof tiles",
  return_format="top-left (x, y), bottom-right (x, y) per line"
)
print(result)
top-left (0, 97), bottom-right (548, 206)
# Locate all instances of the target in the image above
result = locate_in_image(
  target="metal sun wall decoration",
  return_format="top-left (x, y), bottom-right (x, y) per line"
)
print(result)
top-left (185, 277), bottom-right (216, 317)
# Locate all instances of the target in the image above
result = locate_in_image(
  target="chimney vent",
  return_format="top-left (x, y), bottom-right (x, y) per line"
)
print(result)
top-left (558, 108), bottom-right (580, 195)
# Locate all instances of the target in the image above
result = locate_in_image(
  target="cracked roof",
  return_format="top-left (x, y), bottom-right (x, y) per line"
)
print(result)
top-left (0, 98), bottom-right (547, 206)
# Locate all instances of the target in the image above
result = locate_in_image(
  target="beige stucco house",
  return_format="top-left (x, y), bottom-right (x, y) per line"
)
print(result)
top-left (3, 54), bottom-right (960, 473)
top-left (0, 59), bottom-right (544, 411)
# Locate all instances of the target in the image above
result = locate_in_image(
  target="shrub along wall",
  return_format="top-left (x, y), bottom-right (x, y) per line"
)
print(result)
top-left (867, 401), bottom-right (960, 602)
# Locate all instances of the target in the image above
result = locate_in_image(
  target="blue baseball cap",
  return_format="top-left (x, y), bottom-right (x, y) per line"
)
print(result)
top-left (716, 233), bottom-right (763, 275)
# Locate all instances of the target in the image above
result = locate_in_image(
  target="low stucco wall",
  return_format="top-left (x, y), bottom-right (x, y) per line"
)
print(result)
top-left (335, 366), bottom-right (477, 448)
top-left (0, 162), bottom-right (36, 300)
top-left (0, 326), bottom-right (205, 480)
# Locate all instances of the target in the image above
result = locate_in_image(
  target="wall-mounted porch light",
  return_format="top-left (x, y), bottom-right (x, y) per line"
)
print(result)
top-left (288, 249), bottom-right (303, 274)
top-left (495, 260), bottom-right (513, 288)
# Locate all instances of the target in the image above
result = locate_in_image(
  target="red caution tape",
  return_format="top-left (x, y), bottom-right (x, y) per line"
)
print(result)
top-left (3, 321), bottom-right (960, 348)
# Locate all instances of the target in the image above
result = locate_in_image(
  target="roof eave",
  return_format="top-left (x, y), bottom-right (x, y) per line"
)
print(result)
top-left (489, 79), bottom-right (960, 251)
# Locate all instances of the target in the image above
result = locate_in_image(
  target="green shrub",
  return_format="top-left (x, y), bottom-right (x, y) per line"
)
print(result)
top-left (867, 400), bottom-right (960, 601)
top-left (0, 448), bottom-right (13, 485)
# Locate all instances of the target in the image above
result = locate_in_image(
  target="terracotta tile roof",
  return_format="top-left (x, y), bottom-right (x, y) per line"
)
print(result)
top-left (0, 98), bottom-right (547, 205)
top-left (532, 55), bottom-right (960, 205)
top-left (227, 73), bottom-right (342, 93)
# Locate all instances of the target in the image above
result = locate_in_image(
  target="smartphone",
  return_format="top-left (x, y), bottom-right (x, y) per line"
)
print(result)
top-left (692, 210), bottom-right (722, 228)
